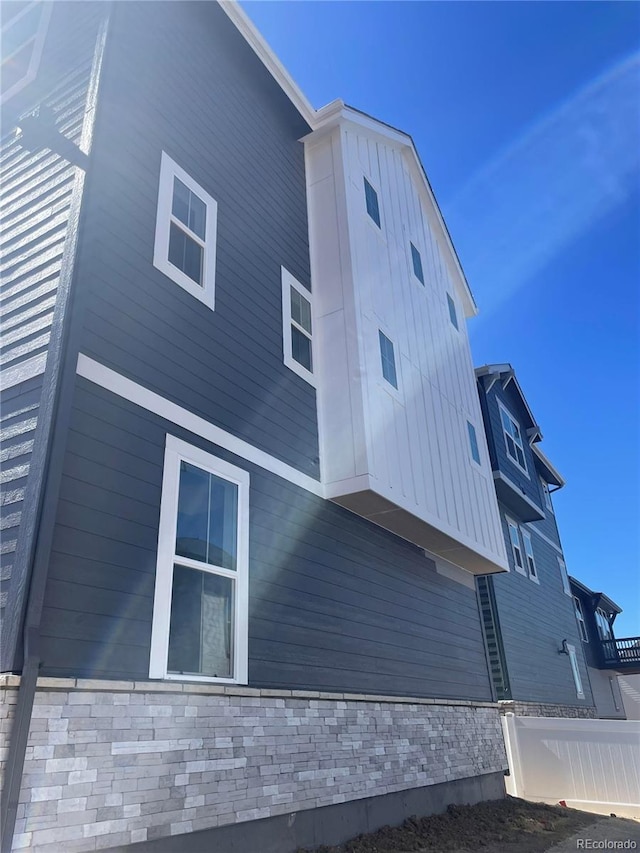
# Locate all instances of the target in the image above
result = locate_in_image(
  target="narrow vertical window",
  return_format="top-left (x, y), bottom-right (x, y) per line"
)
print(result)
top-left (379, 331), bottom-right (398, 389)
top-left (574, 597), bottom-right (588, 643)
top-left (520, 529), bottom-right (538, 582)
top-left (467, 421), bottom-right (481, 465)
top-left (498, 402), bottom-right (528, 473)
top-left (364, 177), bottom-right (381, 227)
top-left (153, 152), bottom-right (217, 308)
top-left (447, 293), bottom-right (459, 330)
top-left (410, 243), bottom-right (424, 284)
top-left (558, 557), bottom-right (571, 596)
top-left (595, 608), bottom-right (613, 641)
top-left (149, 437), bottom-right (249, 684)
top-left (566, 643), bottom-right (585, 699)
top-left (540, 477), bottom-right (554, 512)
top-left (506, 518), bottom-right (525, 573)
top-left (282, 268), bottom-right (315, 385)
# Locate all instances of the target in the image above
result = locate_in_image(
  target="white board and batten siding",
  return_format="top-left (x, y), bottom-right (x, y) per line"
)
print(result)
top-left (304, 115), bottom-right (508, 575)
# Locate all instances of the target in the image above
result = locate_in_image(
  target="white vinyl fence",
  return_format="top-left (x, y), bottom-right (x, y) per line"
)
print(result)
top-left (501, 713), bottom-right (640, 819)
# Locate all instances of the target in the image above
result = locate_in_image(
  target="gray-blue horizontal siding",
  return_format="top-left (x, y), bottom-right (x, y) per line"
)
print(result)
top-left (0, 6), bottom-right (103, 646)
top-left (40, 379), bottom-right (493, 701)
top-left (77, 1), bottom-right (318, 478)
top-left (0, 377), bottom-right (42, 611)
top-left (492, 502), bottom-right (593, 707)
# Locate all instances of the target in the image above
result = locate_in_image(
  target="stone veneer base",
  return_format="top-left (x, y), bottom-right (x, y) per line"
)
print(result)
top-left (498, 700), bottom-right (597, 719)
top-left (103, 771), bottom-right (506, 853)
top-left (0, 677), bottom-right (507, 853)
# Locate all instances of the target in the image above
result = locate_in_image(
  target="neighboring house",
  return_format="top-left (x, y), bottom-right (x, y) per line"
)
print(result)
top-left (0, 3), bottom-right (511, 852)
top-left (570, 577), bottom-right (640, 719)
top-left (475, 364), bottom-right (597, 718)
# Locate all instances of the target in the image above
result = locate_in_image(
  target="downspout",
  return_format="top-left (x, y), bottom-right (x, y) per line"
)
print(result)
top-left (0, 11), bottom-right (112, 851)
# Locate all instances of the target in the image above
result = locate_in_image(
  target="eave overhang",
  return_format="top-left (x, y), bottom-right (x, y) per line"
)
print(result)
top-left (493, 471), bottom-right (545, 522)
top-left (569, 576), bottom-right (623, 617)
top-left (532, 445), bottom-right (565, 488)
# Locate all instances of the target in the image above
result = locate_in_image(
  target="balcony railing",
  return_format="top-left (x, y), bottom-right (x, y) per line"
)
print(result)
top-left (600, 637), bottom-right (640, 672)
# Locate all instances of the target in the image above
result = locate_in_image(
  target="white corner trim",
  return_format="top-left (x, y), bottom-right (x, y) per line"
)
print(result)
top-left (1, 352), bottom-right (47, 390)
top-left (76, 354), bottom-right (324, 498)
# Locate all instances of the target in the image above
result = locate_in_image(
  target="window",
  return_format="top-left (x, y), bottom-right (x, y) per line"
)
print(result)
top-left (467, 421), bottom-right (481, 465)
top-left (595, 608), bottom-right (613, 641)
top-left (506, 518), bottom-right (525, 574)
top-left (379, 330), bottom-right (398, 389)
top-left (540, 477), bottom-right (554, 513)
top-left (282, 268), bottom-right (315, 385)
top-left (1, 2), bottom-right (51, 105)
top-left (566, 643), bottom-right (585, 699)
top-left (149, 436), bottom-right (249, 683)
top-left (558, 557), bottom-right (571, 596)
top-left (574, 597), bottom-right (588, 642)
top-left (520, 529), bottom-right (538, 582)
top-left (364, 177), bottom-right (381, 227)
top-left (498, 402), bottom-right (528, 474)
top-left (446, 293), bottom-right (459, 330)
top-left (153, 152), bottom-right (218, 308)
top-left (410, 242), bottom-right (424, 284)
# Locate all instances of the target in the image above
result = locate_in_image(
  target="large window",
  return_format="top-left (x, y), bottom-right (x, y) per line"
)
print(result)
top-left (498, 402), bottom-right (528, 474)
top-left (1, 2), bottom-right (51, 105)
top-left (520, 529), bottom-right (539, 582)
top-left (282, 267), bottom-right (315, 385)
top-left (153, 152), bottom-right (218, 308)
top-left (149, 436), bottom-right (249, 683)
top-left (506, 517), bottom-right (525, 574)
top-left (379, 330), bottom-right (398, 389)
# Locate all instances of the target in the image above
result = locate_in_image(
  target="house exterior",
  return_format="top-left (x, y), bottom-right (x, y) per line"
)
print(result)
top-left (570, 577), bottom-right (640, 719)
top-left (0, 3), bottom-right (511, 852)
top-left (475, 365), bottom-right (597, 719)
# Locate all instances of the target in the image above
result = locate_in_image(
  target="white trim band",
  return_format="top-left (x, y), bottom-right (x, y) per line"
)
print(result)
top-left (76, 354), bottom-right (324, 497)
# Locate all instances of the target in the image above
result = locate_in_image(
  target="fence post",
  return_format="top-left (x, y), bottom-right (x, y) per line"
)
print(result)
top-left (501, 712), bottom-right (521, 798)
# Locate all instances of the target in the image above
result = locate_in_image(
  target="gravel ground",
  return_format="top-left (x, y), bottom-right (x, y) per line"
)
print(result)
top-left (297, 797), bottom-right (639, 853)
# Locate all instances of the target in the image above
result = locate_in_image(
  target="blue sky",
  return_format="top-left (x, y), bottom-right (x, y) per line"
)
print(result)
top-left (243, 1), bottom-right (639, 636)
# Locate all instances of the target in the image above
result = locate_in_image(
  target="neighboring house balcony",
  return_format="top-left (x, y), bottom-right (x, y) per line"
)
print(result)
top-left (600, 638), bottom-right (640, 674)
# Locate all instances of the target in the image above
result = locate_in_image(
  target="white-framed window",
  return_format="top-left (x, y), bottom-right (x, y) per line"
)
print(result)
top-left (1, 2), bottom-right (51, 105)
top-left (540, 477), bottom-right (554, 513)
top-left (566, 643), bottom-right (585, 699)
top-left (282, 267), bottom-right (315, 385)
top-left (506, 517), bottom-right (525, 574)
top-left (149, 436), bottom-right (249, 684)
top-left (378, 330), bottom-right (398, 389)
top-left (153, 152), bottom-right (218, 308)
top-left (467, 421), bottom-right (481, 466)
top-left (364, 177), bottom-right (381, 227)
top-left (520, 529), bottom-right (539, 582)
top-left (595, 608), bottom-right (613, 641)
top-left (446, 293), bottom-right (459, 330)
top-left (498, 401), bottom-right (528, 474)
top-left (557, 557), bottom-right (571, 596)
top-left (410, 242), bottom-right (424, 285)
top-left (574, 597), bottom-right (588, 643)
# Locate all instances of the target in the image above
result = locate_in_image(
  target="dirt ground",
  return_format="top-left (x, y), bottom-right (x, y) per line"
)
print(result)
top-left (297, 796), bottom-right (614, 853)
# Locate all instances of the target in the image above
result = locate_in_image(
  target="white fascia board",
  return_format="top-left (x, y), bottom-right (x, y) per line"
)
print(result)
top-left (302, 102), bottom-right (478, 320)
top-left (218, 1), bottom-right (316, 125)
